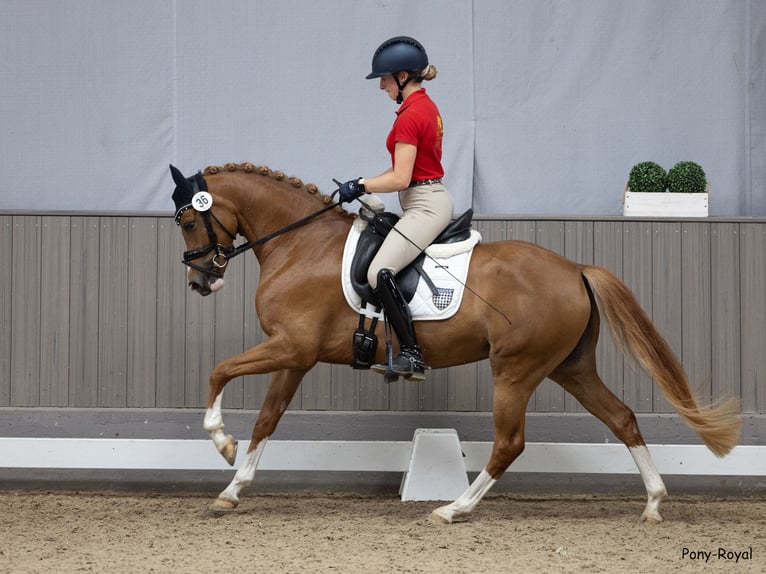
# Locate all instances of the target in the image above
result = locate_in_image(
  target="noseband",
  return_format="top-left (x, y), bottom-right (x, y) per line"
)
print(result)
top-left (176, 175), bottom-right (342, 279)
top-left (181, 209), bottom-right (238, 278)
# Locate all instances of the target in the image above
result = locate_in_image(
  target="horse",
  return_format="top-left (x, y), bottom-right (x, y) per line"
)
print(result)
top-left (169, 162), bottom-right (740, 524)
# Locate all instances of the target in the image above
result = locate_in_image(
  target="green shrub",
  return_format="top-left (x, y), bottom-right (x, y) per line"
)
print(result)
top-left (628, 162), bottom-right (667, 193)
top-left (667, 161), bottom-right (707, 193)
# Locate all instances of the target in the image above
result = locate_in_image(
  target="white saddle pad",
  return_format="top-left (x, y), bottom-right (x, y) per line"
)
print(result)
top-left (341, 217), bottom-right (482, 321)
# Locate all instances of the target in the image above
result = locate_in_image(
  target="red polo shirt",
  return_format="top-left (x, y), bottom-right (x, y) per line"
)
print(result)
top-left (386, 89), bottom-right (444, 181)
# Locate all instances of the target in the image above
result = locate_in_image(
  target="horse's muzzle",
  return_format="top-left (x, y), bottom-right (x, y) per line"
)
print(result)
top-left (188, 270), bottom-right (225, 296)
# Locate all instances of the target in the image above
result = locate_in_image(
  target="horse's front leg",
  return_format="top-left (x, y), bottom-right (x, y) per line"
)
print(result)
top-left (212, 368), bottom-right (306, 511)
top-left (202, 335), bottom-right (306, 464)
top-left (203, 393), bottom-right (238, 465)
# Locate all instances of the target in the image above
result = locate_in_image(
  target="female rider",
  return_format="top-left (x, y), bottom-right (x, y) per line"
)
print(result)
top-left (338, 36), bottom-right (454, 381)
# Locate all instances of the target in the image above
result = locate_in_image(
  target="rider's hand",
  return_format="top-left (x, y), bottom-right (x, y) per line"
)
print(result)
top-left (338, 178), bottom-right (366, 203)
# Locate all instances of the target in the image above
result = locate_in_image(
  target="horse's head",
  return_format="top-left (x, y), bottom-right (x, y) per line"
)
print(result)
top-left (170, 165), bottom-right (238, 296)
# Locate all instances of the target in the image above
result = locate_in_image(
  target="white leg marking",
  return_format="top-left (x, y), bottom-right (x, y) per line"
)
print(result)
top-left (204, 394), bottom-right (238, 464)
top-left (430, 469), bottom-right (497, 524)
top-left (203, 395), bottom-right (228, 451)
top-left (629, 445), bottom-right (667, 523)
top-left (218, 439), bottom-right (268, 504)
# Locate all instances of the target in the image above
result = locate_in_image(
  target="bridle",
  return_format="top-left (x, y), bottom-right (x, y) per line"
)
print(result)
top-left (179, 212), bottom-right (237, 279)
top-left (176, 174), bottom-right (341, 279)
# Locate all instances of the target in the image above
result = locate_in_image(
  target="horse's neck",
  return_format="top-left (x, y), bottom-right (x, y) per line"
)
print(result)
top-left (228, 178), bottom-right (350, 266)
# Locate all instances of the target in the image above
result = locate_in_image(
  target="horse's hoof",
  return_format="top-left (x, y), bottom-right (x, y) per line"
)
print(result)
top-left (429, 507), bottom-right (453, 524)
top-left (640, 510), bottom-right (663, 524)
top-left (210, 496), bottom-right (239, 513)
top-left (221, 435), bottom-right (238, 466)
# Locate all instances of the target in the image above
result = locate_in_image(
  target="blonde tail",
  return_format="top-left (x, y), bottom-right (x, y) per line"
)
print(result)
top-left (582, 266), bottom-right (741, 457)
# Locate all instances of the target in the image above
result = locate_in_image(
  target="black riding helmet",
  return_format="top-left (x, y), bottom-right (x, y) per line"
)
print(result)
top-left (366, 36), bottom-right (429, 103)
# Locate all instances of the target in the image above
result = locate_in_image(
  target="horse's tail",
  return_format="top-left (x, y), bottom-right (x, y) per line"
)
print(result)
top-left (581, 265), bottom-right (741, 457)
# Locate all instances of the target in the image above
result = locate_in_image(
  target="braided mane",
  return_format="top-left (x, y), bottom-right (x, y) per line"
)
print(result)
top-left (203, 162), bottom-right (344, 213)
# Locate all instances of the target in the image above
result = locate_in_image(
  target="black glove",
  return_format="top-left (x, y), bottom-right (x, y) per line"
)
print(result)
top-left (338, 178), bottom-right (365, 203)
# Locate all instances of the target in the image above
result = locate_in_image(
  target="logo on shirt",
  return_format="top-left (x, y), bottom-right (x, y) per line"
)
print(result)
top-left (436, 114), bottom-right (443, 148)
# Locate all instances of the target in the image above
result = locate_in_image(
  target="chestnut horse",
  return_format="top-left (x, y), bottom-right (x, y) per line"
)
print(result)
top-left (170, 162), bottom-right (740, 523)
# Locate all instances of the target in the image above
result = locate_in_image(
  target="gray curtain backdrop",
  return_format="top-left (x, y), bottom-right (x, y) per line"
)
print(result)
top-left (1, 0), bottom-right (764, 216)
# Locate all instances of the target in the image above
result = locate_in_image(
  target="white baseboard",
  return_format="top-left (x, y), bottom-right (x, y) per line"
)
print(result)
top-left (1, 437), bottom-right (763, 476)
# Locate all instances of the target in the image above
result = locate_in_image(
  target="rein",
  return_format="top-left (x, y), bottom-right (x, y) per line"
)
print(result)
top-left (182, 192), bottom-right (342, 277)
top-left (226, 198), bottom-right (341, 259)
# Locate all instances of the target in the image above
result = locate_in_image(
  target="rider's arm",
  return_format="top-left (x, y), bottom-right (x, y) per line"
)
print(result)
top-left (360, 142), bottom-right (417, 193)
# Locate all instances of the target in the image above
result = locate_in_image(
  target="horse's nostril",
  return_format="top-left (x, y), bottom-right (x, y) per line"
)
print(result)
top-left (189, 282), bottom-right (200, 291)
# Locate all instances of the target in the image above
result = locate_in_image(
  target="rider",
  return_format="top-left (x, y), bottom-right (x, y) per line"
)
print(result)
top-left (338, 36), bottom-right (454, 381)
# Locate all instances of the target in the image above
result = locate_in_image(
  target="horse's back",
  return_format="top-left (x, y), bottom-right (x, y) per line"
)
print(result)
top-left (471, 238), bottom-right (586, 292)
top-left (462, 238), bottom-right (591, 355)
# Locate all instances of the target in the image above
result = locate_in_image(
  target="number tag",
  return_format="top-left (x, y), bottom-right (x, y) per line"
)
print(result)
top-left (192, 191), bottom-right (213, 212)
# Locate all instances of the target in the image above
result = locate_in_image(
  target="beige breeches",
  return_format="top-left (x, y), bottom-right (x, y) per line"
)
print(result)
top-left (367, 183), bottom-right (454, 289)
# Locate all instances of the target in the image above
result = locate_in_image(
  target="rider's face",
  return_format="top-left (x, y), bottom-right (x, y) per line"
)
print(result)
top-left (379, 73), bottom-right (405, 101)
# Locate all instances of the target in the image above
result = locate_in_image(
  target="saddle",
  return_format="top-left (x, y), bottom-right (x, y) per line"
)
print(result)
top-left (349, 208), bottom-right (474, 306)
top-left (348, 207), bottom-right (474, 369)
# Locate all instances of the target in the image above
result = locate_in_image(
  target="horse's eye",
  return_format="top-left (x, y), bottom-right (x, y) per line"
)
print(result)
top-left (183, 221), bottom-right (196, 232)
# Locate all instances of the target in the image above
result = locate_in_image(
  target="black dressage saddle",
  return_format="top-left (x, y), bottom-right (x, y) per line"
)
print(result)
top-left (350, 208), bottom-right (473, 306)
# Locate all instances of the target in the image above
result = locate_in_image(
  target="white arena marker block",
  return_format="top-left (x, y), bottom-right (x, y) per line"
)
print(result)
top-left (400, 429), bottom-right (469, 501)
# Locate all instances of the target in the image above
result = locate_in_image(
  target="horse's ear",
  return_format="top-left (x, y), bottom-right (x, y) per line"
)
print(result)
top-left (169, 164), bottom-right (187, 188)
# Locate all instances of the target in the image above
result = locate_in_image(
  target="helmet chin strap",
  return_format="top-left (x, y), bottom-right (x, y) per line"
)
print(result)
top-left (394, 72), bottom-right (415, 104)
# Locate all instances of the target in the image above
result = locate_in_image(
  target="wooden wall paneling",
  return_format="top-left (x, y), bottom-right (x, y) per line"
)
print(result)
top-left (651, 222), bottom-right (683, 413)
top-left (420, 367), bottom-right (449, 411)
top-left (10, 216), bottom-right (41, 406)
top-left (621, 221), bottom-right (654, 412)
top-left (97, 217), bottom-right (130, 407)
top-left (592, 221), bottom-right (624, 404)
top-left (680, 222), bottom-right (713, 404)
top-left (68, 217), bottom-right (100, 407)
top-left (214, 254), bottom-right (246, 409)
top-left (39, 216), bottom-right (71, 406)
top-left (709, 223), bottom-right (742, 411)
top-left (299, 363), bottom-right (334, 410)
top-left (126, 218), bottom-right (159, 407)
top-left (388, 370), bottom-right (420, 411)
top-left (0, 216), bottom-right (12, 405)
top-left (155, 219), bottom-right (187, 407)
top-left (184, 273), bottom-right (216, 408)
top-left (4, 214), bottom-right (765, 418)
top-left (505, 220), bottom-right (536, 243)
top-left (739, 223), bottom-right (766, 413)
top-left (532, 220), bottom-right (567, 412)
top-left (331, 364), bottom-right (360, 411)
top-left (358, 367), bottom-right (390, 411)
top-left (564, 221), bottom-right (595, 266)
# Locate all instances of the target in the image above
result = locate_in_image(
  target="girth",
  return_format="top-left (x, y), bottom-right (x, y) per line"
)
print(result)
top-left (349, 208), bottom-right (473, 306)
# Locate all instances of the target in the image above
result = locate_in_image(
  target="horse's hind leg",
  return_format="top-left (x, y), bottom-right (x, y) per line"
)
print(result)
top-left (431, 375), bottom-right (535, 524)
top-left (212, 368), bottom-right (306, 511)
top-left (551, 366), bottom-right (667, 523)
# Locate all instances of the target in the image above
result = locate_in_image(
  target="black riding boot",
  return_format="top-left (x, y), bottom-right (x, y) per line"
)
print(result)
top-left (371, 269), bottom-right (429, 381)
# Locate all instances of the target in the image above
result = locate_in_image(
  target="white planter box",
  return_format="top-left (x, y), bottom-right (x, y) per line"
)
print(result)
top-left (623, 186), bottom-right (709, 217)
